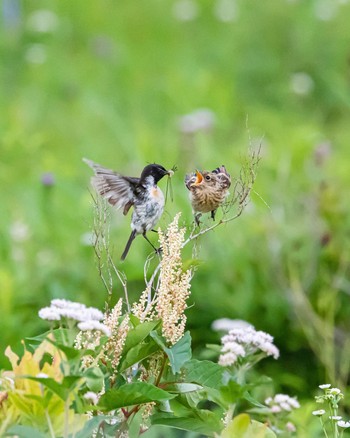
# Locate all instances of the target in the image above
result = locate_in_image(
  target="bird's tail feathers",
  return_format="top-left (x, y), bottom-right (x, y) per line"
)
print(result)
top-left (121, 229), bottom-right (137, 260)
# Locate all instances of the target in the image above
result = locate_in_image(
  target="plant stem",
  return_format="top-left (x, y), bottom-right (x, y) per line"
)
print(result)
top-left (45, 409), bottom-right (56, 438)
top-left (155, 353), bottom-right (167, 387)
top-left (64, 398), bottom-right (69, 438)
top-left (320, 417), bottom-right (330, 438)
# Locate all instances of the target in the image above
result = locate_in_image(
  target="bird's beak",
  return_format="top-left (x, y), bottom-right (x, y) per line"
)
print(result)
top-left (193, 170), bottom-right (203, 185)
top-left (167, 169), bottom-right (174, 177)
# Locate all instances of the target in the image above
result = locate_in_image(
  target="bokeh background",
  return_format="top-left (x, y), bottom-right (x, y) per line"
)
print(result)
top-left (1, 0), bottom-right (350, 434)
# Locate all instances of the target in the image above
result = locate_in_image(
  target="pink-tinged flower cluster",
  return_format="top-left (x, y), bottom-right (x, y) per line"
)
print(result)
top-left (218, 326), bottom-right (279, 366)
top-left (265, 394), bottom-right (300, 413)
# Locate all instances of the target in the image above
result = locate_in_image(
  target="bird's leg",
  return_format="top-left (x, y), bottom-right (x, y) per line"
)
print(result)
top-left (211, 210), bottom-right (216, 221)
top-left (143, 232), bottom-right (162, 255)
top-left (151, 229), bottom-right (158, 233)
top-left (195, 213), bottom-right (202, 227)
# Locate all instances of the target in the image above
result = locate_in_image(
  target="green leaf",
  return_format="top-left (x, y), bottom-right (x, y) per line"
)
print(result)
top-left (84, 367), bottom-right (105, 393)
top-left (243, 391), bottom-right (268, 408)
top-left (25, 328), bottom-right (71, 349)
top-left (220, 380), bottom-right (245, 405)
top-left (6, 425), bottom-right (46, 438)
top-left (123, 320), bottom-right (160, 352)
top-left (99, 382), bottom-right (176, 410)
top-left (221, 413), bottom-right (251, 437)
top-left (184, 359), bottom-right (225, 388)
top-left (166, 383), bottom-right (203, 393)
top-left (23, 375), bottom-right (82, 401)
top-left (118, 339), bottom-right (160, 372)
top-left (151, 409), bottom-right (222, 436)
top-left (75, 415), bottom-right (118, 438)
top-left (150, 331), bottom-right (192, 374)
top-left (221, 414), bottom-right (276, 438)
top-left (129, 314), bottom-right (140, 327)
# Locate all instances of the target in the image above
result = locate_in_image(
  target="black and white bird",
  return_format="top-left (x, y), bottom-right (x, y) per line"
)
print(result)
top-left (83, 159), bottom-right (174, 260)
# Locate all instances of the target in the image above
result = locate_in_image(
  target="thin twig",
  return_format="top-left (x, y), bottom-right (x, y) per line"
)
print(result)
top-left (90, 191), bottom-right (131, 312)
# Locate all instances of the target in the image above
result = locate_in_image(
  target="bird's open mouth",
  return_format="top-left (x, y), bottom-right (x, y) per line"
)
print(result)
top-left (193, 170), bottom-right (203, 185)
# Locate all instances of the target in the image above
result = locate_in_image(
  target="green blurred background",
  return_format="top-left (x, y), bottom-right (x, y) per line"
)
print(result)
top-left (1, 0), bottom-right (350, 420)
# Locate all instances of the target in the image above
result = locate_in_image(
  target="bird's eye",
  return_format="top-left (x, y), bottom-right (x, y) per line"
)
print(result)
top-left (205, 175), bottom-right (211, 181)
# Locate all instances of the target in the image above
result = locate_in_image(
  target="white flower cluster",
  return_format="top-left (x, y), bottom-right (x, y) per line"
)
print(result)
top-left (312, 384), bottom-right (349, 428)
top-left (78, 321), bottom-right (110, 337)
top-left (218, 326), bottom-right (279, 367)
top-left (84, 391), bottom-right (99, 405)
top-left (265, 394), bottom-right (300, 413)
top-left (315, 384), bottom-right (344, 404)
top-left (38, 298), bottom-right (104, 324)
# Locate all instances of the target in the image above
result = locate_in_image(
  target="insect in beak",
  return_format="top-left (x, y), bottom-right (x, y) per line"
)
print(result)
top-left (167, 164), bottom-right (177, 177)
top-left (165, 165), bottom-right (177, 203)
top-left (193, 170), bottom-right (203, 185)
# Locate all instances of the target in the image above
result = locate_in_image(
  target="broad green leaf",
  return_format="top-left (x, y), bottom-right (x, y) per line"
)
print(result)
top-left (151, 331), bottom-right (192, 374)
top-left (25, 328), bottom-right (71, 349)
top-left (123, 320), bottom-right (160, 352)
top-left (6, 425), bottom-right (46, 438)
top-left (166, 383), bottom-right (203, 393)
top-left (184, 359), bottom-right (225, 388)
top-left (249, 420), bottom-right (276, 438)
top-left (23, 375), bottom-right (82, 401)
top-left (151, 409), bottom-right (222, 436)
top-left (220, 380), bottom-right (245, 405)
top-left (75, 415), bottom-right (119, 438)
top-left (221, 414), bottom-right (276, 438)
top-left (129, 313), bottom-right (140, 327)
top-left (99, 382), bottom-right (176, 410)
top-left (84, 367), bottom-right (105, 392)
top-left (119, 339), bottom-right (160, 372)
top-left (45, 340), bottom-right (81, 360)
top-left (243, 391), bottom-right (268, 408)
top-left (221, 413), bottom-right (250, 437)
top-left (167, 332), bottom-right (192, 374)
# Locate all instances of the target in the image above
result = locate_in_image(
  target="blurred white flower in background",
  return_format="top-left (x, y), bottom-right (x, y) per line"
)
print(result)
top-left (218, 326), bottom-right (279, 366)
top-left (10, 220), bottom-right (30, 242)
top-left (265, 394), bottom-right (300, 413)
top-left (214, 0), bottom-right (238, 22)
top-left (212, 318), bottom-right (254, 332)
top-left (314, 0), bottom-right (338, 20)
top-left (27, 9), bottom-right (59, 33)
top-left (338, 420), bottom-right (350, 428)
top-left (172, 0), bottom-right (198, 21)
top-left (290, 72), bottom-right (314, 96)
top-left (25, 44), bottom-right (47, 64)
top-left (39, 298), bottom-right (105, 323)
top-left (178, 108), bottom-right (216, 134)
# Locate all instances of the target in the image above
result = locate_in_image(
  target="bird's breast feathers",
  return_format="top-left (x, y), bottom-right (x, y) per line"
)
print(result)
top-left (150, 186), bottom-right (165, 202)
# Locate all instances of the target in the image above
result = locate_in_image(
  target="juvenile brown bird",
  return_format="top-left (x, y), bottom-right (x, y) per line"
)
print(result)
top-left (83, 159), bottom-right (174, 260)
top-left (185, 165), bottom-right (231, 225)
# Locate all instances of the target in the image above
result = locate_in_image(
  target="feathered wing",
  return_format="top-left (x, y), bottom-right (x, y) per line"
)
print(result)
top-left (212, 165), bottom-right (231, 189)
top-left (83, 158), bottom-right (139, 212)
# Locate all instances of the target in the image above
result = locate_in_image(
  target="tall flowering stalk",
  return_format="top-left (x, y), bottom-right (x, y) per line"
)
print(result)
top-left (156, 213), bottom-right (191, 345)
top-left (313, 385), bottom-right (350, 438)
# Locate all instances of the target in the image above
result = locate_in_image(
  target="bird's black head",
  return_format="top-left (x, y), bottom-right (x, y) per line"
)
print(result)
top-left (140, 163), bottom-right (170, 184)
